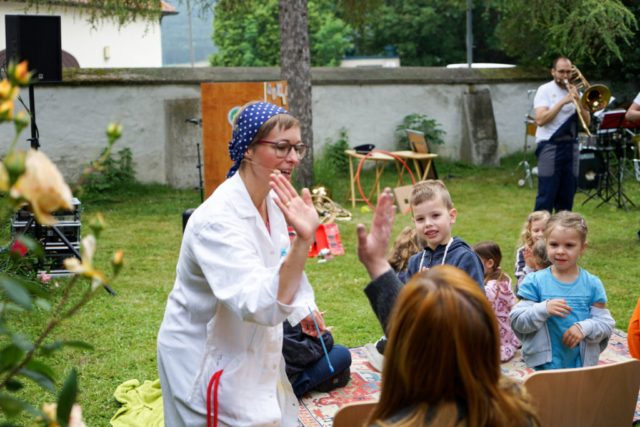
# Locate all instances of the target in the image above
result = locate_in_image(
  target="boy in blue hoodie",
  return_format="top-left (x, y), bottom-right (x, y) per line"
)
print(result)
top-left (406, 180), bottom-right (485, 290)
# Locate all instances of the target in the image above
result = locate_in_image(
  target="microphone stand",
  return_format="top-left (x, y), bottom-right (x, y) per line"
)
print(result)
top-left (186, 119), bottom-right (204, 204)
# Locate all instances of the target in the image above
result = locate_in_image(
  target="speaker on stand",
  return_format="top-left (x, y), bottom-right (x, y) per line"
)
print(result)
top-left (4, 16), bottom-right (116, 295)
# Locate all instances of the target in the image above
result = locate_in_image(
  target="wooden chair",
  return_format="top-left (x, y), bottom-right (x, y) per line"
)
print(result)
top-left (406, 130), bottom-right (438, 179)
top-left (523, 359), bottom-right (640, 427)
top-left (393, 184), bottom-right (414, 214)
top-left (332, 401), bottom-right (377, 427)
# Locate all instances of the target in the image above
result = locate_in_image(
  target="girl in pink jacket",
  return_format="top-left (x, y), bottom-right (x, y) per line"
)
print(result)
top-left (473, 241), bottom-right (520, 362)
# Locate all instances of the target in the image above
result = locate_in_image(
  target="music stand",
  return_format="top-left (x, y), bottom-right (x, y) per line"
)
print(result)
top-left (594, 111), bottom-right (635, 212)
top-left (599, 111), bottom-right (625, 131)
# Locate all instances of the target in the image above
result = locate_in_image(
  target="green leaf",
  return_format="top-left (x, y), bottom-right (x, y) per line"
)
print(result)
top-left (3, 304), bottom-right (24, 313)
top-left (35, 299), bottom-right (52, 311)
top-left (18, 368), bottom-right (55, 393)
top-left (56, 368), bottom-right (77, 427)
top-left (4, 380), bottom-right (22, 393)
top-left (25, 360), bottom-right (55, 380)
top-left (0, 345), bottom-right (24, 371)
top-left (40, 340), bottom-right (94, 357)
top-left (11, 334), bottom-right (34, 352)
top-left (0, 393), bottom-right (38, 418)
top-left (0, 278), bottom-right (31, 310)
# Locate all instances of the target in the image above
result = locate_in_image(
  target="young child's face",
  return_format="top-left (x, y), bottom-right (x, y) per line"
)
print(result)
top-left (546, 226), bottom-right (586, 272)
top-left (412, 197), bottom-right (457, 250)
top-left (530, 219), bottom-right (547, 244)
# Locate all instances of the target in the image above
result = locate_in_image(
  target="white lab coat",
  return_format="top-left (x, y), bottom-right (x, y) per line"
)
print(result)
top-left (157, 173), bottom-right (316, 426)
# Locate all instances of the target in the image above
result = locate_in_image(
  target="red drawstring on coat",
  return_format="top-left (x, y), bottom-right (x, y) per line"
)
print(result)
top-left (207, 370), bottom-right (224, 427)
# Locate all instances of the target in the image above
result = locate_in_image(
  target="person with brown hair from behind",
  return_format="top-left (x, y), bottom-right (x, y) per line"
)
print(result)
top-left (366, 266), bottom-right (539, 426)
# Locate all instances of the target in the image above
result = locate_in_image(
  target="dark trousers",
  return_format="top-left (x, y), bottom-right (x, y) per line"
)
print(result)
top-left (534, 140), bottom-right (579, 213)
top-left (291, 344), bottom-right (351, 396)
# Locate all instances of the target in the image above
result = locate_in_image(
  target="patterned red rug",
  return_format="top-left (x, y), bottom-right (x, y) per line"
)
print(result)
top-left (297, 330), bottom-right (637, 426)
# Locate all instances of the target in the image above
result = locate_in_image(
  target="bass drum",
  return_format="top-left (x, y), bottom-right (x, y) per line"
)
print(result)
top-left (577, 148), bottom-right (604, 190)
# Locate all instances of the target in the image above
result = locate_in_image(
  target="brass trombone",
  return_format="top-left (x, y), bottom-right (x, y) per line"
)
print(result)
top-left (563, 65), bottom-right (611, 136)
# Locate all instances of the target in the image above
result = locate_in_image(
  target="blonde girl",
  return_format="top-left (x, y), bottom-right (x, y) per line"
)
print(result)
top-left (388, 226), bottom-right (425, 284)
top-left (473, 241), bottom-right (520, 362)
top-left (515, 211), bottom-right (550, 293)
top-left (511, 211), bottom-right (615, 371)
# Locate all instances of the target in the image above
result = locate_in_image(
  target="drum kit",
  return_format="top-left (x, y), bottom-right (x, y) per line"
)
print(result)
top-left (516, 66), bottom-right (640, 212)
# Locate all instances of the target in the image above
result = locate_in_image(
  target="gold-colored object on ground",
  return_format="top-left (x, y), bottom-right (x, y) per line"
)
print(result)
top-left (311, 185), bottom-right (332, 200)
top-left (312, 194), bottom-right (352, 224)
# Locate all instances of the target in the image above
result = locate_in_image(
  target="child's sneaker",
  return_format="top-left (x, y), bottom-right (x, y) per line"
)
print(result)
top-left (375, 335), bottom-right (387, 354)
top-left (315, 367), bottom-right (351, 393)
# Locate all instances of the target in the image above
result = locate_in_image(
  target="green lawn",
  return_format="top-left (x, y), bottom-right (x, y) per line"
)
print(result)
top-left (4, 152), bottom-right (640, 425)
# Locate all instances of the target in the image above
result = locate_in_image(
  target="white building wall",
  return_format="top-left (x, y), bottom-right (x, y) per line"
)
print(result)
top-left (5, 81), bottom-right (541, 184)
top-left (0, 3), bottom-right (163, 68)
top-left (312, 83), bottom-right (537, 160)
top-left (0, 67), bottom-right (575, 185)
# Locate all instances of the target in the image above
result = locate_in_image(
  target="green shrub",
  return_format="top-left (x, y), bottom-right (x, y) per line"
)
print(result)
top-left (314, 128), bottom-right (350, 185)
top-left (84, 147), bottom-right (136, 193)
top-left (396, 113), bottom-right (446, 151)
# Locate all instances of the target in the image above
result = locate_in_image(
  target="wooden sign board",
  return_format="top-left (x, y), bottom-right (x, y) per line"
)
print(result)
top-left (201, 81), bottom-right (288, 199)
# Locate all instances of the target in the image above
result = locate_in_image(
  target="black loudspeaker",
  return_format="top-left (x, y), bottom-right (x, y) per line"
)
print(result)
top-left (5, 15), bottom-right (62, 83)
top-left (578, 149), bottom-right (604, 190)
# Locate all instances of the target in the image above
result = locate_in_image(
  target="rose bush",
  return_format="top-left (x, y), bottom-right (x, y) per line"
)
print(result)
top-left (0, 61), bottom-right (125, 426)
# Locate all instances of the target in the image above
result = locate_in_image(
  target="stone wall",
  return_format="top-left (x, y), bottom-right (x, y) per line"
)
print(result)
top-left (16, 67), bottom-right (565, 186)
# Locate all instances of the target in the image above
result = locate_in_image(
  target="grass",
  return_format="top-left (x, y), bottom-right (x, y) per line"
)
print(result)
top-left (3, 151), bottom-right (640, 425)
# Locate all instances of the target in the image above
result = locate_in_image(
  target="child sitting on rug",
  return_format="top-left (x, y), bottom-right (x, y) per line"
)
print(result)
top-left (405, 181), bottom-right (485, 290)
top-left (367, 266), bottom-right (539, 426)
top-left (515, 211), bottom-right (550, 295)
top-left (282, 319), bottom-right (351, 396)
top-left (388, 226), bottom-right (425, 285)
top-left (473, 241), bottom-right (520, 362)
top-left (511, 212), bottom-right (615, 370)
top-left (531, 238), bottom-right (552, 271)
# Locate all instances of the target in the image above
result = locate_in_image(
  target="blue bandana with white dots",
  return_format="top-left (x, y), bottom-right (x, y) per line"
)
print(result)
top-left (227, 102), bottom-right (290, 178)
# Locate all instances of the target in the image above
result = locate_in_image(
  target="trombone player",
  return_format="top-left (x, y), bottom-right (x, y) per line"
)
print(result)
top-left (533, 56), bottom-right (591, 213)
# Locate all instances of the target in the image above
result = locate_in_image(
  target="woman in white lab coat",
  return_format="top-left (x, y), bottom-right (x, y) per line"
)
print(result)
top-left (157, 102), bottom-right (323, 426)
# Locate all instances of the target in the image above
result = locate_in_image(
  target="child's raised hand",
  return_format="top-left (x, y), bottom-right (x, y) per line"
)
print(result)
top-left (523, 246), bottom-right (536, 269)
top-left (562, 324), bottom-right (585, 349)
top-left (546, 299), bottom-right (571, 318)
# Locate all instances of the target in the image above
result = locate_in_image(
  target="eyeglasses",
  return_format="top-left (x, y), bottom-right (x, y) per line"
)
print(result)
top-left (555, 69), bottom-right (572, 75)
top-left (256, 140), bottom-right (307, 159)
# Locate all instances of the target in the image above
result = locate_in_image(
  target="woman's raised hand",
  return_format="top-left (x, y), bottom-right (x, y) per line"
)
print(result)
top-left (270, 173), bottom-right (319, 242)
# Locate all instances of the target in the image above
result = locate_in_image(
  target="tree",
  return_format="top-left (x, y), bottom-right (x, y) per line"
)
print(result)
top-left (495, 0), bottom-right (637, 66)
top-left (209, 0), bottom-right (281, 66)
top-left (210, 0), bottom-right (354, 187)
top-left (210, 0), bottom-right (352, 67)
top-left (352, 0), bottom-right (513, 66)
